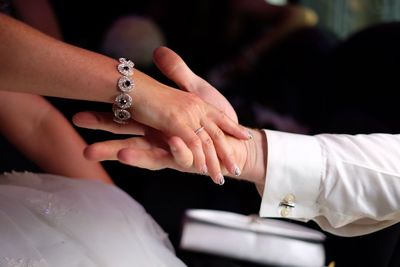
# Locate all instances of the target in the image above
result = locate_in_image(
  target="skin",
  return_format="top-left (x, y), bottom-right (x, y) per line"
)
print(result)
top-left (0, 13), bottom-right (250, 184)
top-left (0, 91), bottom-right (113, 184)
top-left (73, 47), bottom-right (267, 190)
top-left (0, 0), bottom-right (112, 183)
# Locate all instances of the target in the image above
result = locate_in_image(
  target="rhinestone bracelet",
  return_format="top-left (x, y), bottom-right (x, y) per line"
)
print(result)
top-left (113, 58), bottom-right (135, 124)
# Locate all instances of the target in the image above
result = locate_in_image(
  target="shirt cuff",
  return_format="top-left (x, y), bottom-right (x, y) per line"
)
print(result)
top-left (259, 130), bottom-right (323, 221)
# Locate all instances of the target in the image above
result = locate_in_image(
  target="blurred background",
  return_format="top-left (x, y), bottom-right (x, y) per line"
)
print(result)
top-left (302, 0), bottom-right (400, 38)
top-left (1, 0), bottom-right (400, 266)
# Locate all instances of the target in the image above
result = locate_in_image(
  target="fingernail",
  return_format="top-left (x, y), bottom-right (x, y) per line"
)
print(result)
top-left (233, 165), bottom-right (241, 176)
top-left (218, 174), bottom-right (225, 186)
top-left (201, 165), bottom-right (208, 175)
top-left (247, 130), bottom-right (253, 140)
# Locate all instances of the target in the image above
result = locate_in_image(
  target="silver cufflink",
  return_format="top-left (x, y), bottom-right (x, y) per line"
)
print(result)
top-left (279, 194), bottom-right (295, 217)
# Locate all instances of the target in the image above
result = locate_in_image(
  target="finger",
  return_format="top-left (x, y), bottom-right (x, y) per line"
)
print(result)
top-left (153, 46), bottom-right (217, 98)
top-left (153, 46), bottom-right (197, 91)
top-left (203, 121), bottom-right (241, 177)
top-left (212, 109), bottom-right (251, 140)
top-left (73, 111), bottom-right (146, 135)
top-left (154, 47), bottom-right (240, 123)
top-left (178, 124), bottom-right (207, 174)
top-left (84, 138), bottom-right (151, 161)
top-left (84, 140), bottom-right (126, 161)
top-left (167, 136), bottom-right (194, 170)
top-left (196, 130), bottom-right (225, 185)
top-left (117, 147), bottom-right (176, 171)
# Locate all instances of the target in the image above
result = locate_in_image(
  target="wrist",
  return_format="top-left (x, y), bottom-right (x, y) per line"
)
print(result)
top-left (240, 128), bottom-right (267, 189)
top-left (128, 70), bottom-right (167, 125)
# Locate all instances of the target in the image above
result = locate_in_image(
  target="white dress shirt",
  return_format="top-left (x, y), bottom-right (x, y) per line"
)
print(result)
top-left (260, 130), bottom-right (400, 236)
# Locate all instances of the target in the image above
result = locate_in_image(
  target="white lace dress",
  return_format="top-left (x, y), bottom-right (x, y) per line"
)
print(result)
top-left (0, 172), bottom-right (187, 267)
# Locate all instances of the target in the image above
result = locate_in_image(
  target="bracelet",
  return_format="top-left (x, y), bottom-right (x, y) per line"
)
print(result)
top-left (113, 58), bottom-right (135, 124)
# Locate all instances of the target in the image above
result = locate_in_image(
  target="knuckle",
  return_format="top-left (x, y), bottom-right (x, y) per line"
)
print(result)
top-left (210, 128), bottom-right (225, 140)
top-left (167, 118), bottom-right (186, 133)
top-left (186, 94), bottom-right (203, 111)
top-left (188, 136), bottom-right (202, 148)
top-left (220, 151), bottom-right (234, 163)
top-left (218, 109), bottom-right (226, 119)
top-left (203, 137), bottom-right (214, 149)
top-left (209, 109), bottom-right (226, 121)
top-left (167, 113), bottom-right (183, 125)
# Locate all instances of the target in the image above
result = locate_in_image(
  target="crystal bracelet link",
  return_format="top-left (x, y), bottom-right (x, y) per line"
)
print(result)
top-left (113, 58), bottom-right (135, 124)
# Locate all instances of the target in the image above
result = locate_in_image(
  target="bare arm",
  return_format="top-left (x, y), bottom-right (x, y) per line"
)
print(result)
top-left (0, 2), bottom-right (112, 183)
top-left (0, 13), bottom-right (250, 183)
top-left (0, 13), bottom-right (119, 102)
top-left (0, 91), bottom-right (113, 183)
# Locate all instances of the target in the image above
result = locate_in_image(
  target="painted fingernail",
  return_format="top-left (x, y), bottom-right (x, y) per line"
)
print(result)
top-left (233, 165), bottom-right (241, 176)
top-left (218, 174), bottom-right (225, 186)
top-left (201, 165), bottom-right (208, 175)
top-left (247, 130), bottom-right (253, 140)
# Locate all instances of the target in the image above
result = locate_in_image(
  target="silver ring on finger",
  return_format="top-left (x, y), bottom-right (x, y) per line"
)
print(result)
top-left (194, 126), bottom-right (205, 135)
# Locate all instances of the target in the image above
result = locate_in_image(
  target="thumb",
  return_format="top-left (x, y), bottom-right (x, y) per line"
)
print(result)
top-left (153, 47), bottom-right (238, 122)
top-left (153, 46), bottom-right (198, 92)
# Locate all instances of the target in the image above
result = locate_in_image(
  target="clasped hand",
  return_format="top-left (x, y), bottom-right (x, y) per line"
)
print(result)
top-left (73, 47), bottom-right (252, 185)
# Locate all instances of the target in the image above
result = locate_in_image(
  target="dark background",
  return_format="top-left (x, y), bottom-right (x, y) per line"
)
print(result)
top-left (1, 1), bottom-right (400, 266)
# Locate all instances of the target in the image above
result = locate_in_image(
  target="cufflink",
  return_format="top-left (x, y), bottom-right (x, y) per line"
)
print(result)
top-left (279, 194), bottom-right (295, 217)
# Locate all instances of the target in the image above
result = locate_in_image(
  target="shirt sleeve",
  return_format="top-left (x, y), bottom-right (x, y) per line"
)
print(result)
top-left (259, 130), bottom-right (400, 236)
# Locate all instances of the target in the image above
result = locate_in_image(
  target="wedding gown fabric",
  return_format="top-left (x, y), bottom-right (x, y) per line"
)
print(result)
top-left (0, 171), bottom-right (186, 267)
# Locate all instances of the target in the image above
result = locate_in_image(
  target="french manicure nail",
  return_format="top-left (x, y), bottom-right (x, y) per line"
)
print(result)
top-left (201, 165), bottom-right (208, 175)
top-left (233, 165), bottom-right (241, 176)
top-left (247, 130), bottom-right (253, 140)
top-left (218, 174), bottom-right (225, 186)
